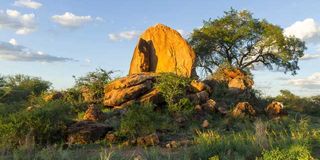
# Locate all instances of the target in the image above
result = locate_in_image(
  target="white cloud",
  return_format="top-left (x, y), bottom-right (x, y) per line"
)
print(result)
top-left (108, 30), bottom-right (140, 41)
top-left (14, 0), bottom-right (42, 9)
top-left (52, 12), bottom-right (100, 28)
top-left (177, 29), bottom-right (190, 38)
top-left (288, 72), bottom-right (320, 89)
top-left (0, 39), bottom-right (75, 62)
top-left (300, 53), bottom-right (320, 60)
top-left (284, 18), bottom-right (320, 43)
top-left (9, 38), bottom-right (18, 46)
top-left (0, 9), bottom-right (36, 35)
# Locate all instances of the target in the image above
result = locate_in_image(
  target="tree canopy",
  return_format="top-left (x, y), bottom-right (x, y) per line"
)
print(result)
top-left (189, 9), bottom-right (306, 75)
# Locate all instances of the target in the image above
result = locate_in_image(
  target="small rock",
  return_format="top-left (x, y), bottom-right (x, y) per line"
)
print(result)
top-left (137, 133), bottom-right (159, 146)
top-left (202, 120), bottom-right (209, 128)
top-left (105, 133), bottom-right (116, 143)
top-left (195, 105), bottom-right (202, 112)
top-left (83, 104), bottom-right (105, 121)
top-left (201, 99), bottom-right (216, 111)
top-left (166, 140), bottom-right (178, 148)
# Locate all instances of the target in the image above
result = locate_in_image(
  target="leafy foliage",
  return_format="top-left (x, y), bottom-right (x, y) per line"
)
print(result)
top-left (155, 73), bottom-right (193, 114)
top-left (0, 100), bottom-right (74, 148)
top-left (120, 103), bottom-right (165, 138)
top-left (0, 74), bottom-right (51, 103)
top-left (189, 8), bottom-right (306, 75)
top-left (73, 68), bottom-right (113, 103)
top-left (275, 90), bottom-right (320, 116)
top-left (260, 145), bottom-right (313, 160)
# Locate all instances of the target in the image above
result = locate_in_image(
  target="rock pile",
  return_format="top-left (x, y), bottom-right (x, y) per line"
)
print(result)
top-left (103, 73), bottom-right (214, 109)
top-left (223, 68), bottom-right (254, 90)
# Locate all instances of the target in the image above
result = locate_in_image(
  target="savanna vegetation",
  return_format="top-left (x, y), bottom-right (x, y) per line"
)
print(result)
top-left (0, 9), bottom-right (319, 160)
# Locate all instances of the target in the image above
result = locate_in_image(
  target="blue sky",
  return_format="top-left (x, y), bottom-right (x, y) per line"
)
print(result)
top-left (0, 0), bottom-right (319, 96)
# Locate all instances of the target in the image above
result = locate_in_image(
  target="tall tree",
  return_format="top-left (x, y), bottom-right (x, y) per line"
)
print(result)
top-left (189, 9), bottom-right (306, 75)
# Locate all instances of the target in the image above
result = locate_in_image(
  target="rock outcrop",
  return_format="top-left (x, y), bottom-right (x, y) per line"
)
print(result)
top-left (129, 24), bottom-right (196, 77)
top-left (103, 73), bottom-right (212, 109)
top-left (232, 102), bottom-right (256, 118)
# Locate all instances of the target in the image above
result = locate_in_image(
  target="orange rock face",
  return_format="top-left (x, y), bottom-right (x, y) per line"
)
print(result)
top-left (265, 101), bottom-right (286, 117)
top-left (129, 24), bottom-right (196, 77)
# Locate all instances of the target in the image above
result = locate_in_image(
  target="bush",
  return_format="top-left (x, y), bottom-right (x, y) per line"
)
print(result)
top-left (73, 68), bottom-right (113, 103)
top-left (0, 100), bottom-right (74, 148)
top-left (155, 73), bottom-right (193, 114)
top-left (0, 74), bottom-right (51, 103)
top-left (275, 90), bottom-right (320, 116)
top-left (119, 103), bottom-right (165, 138)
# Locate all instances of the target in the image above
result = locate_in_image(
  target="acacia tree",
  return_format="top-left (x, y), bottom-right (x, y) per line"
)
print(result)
top-left (189, 9), bottom-right (306, 75)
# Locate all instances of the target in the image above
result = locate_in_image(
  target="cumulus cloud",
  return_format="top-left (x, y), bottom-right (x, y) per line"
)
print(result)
top-left (52, 12), bottom-right (101, 28)
top-left (288, 72), bottom-right (320, 89)
top-left (14, 0), bottom-right (42, 9)
top-left (300, 53), bottom-right (320, 60)
top-left (0, 9), bottom-right (36, 35)
top-left (0, 39), bottom-right (75, 62)
top-left (108, 30), bottom-right (140, 41)
top-left (9, 38), bottom-right (18, 46)
top-left (284, 18), bottom-right (320, 43)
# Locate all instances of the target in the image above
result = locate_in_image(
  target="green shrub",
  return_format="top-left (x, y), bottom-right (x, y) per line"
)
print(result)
top-left (155, 73), bottom-right (192, 114)
top-left (275, 90), bottom-right (320, 116)
top-left (260, 145), bottom-right (313, 160)
top-left (0, 100), bottom-right (74, 148)
top-left (73, 68), bottom-right (113, 103)
top-left (119, 103), bottom-right (165, 138)
top-left (0, 75), bottom-right (51, 104)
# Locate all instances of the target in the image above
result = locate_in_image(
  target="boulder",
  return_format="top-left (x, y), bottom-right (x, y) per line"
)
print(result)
top-left (104, 79), bottom-right (153, 106)
top-left (43, 91), bottom-right (63, 102)
top-left (265, 101), bottom-right (286, 117)
top-left (129, 24), bottom-right (196, 77)
top-left (228, 77), bottom-right (247, 90)
top-left (232, 102), bottom-right (256, 118)
top-left (187, 91), bottom-right (209, 105)
top-left (136, 133), bottom-right (160, 146)
top-left (201, 99), bottom-right (216, 112)
top-left (67, 121), bottom-right (113, 144)
top-left (190, 80), bottom-right (212, 93)
top-left (81, 86), bottom-right (95, 103)
top-left (83, 104), bottom-right (105, 121)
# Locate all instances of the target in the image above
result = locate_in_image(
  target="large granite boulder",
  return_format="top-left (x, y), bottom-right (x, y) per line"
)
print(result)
top-left (129, 24), bottom-right (196, 77)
